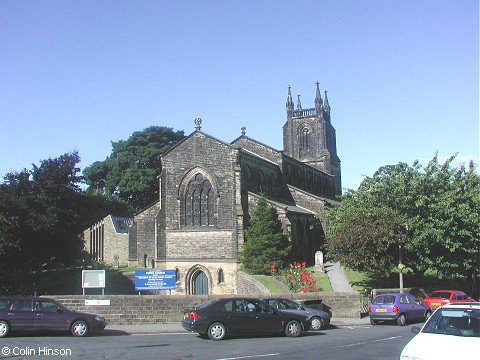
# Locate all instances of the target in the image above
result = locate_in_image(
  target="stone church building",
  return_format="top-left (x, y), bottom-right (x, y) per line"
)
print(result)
top-left (84, 82), bottom-right (341, 295)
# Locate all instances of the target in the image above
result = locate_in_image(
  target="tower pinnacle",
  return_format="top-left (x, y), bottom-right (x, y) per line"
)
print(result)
top-left (286, 85), bottom-right (294, 117)
top-left (296, 94), bottom-right (302, 110)
top-left (323, 90), bottom-right (330, 113)
top-left (315, 81), bottom-right (323, 113)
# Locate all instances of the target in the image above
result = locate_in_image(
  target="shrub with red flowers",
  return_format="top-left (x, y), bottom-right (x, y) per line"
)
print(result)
top-left (270, 263), bottom-right (278, 276)
top-left (280, 261), bottom-right (320, 293)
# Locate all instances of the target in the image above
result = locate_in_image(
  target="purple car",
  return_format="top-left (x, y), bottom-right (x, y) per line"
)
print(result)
top-left (368, 293), bottom-right (431, 326)
top-left (0, 296), bottom-right (107, 337)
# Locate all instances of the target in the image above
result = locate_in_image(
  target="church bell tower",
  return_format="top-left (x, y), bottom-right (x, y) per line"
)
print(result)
top-left (283, 82), bottom-right (342, 196)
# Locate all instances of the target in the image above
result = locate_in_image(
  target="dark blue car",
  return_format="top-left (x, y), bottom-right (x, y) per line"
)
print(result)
top-left (261, 297), bottom-right (331, 330)
top-left (182, 297), bottom-right (311, 340)
top-left (0, 297), bottom-right (107, 337)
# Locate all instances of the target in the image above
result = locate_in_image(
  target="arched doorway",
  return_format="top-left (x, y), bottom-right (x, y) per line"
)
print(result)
top-left (192, 270), bottom-right (208, 295)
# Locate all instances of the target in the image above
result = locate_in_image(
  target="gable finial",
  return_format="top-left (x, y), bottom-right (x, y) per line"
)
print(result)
top-left (194, 117), bottom-right (202, 131)
top-left (241, 126), bottom-right (246, 136)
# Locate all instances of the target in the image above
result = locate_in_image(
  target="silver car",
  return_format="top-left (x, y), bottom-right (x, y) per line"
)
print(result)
top-left (261, 298), bottom-right (331, 330)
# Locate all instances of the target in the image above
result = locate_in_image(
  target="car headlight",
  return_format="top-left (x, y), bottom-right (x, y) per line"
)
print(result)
top-left (95, 316), bottom-right (105, 322)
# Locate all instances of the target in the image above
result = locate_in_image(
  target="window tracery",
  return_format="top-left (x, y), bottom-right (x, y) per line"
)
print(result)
top-left (184, 173), bottom-right (215, 227)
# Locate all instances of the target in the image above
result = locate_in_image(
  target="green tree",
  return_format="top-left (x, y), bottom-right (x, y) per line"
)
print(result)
top-left (239, 197), bottom-right (291, 275)
top-left (326, 207), bottom-right (406, 279)
top-left (83, 126), bottom-right (185, 212)
top-left (325, 154), bottom-right (480, 283)
top-left (0, 152), bottom-right (127, 275)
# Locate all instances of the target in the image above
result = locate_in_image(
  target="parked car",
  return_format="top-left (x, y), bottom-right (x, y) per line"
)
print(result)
top-left (400, 302), bottom-right (480, 359)
top-left (368, 293), bottom-right (431, 326)
top-left (260, 297), bottom-right (331, 330)
top-left (0, 296), bottom-right (107, 337)
top-left (181, 297), bottom-right (311, 340)
top-left (423, 290), bottom-right (475, 309)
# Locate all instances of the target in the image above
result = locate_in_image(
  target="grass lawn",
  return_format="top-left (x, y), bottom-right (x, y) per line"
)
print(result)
top-left (116, 266), bottom-right (144, 273)
top-left (308, 267), bottom-right (332, 292)
top-left (252, 275), bottom-right (285, 293)
top-left (343, 267), bottom-right (372, 293)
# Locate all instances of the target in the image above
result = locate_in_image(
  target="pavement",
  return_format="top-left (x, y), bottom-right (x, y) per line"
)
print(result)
top-left (106, 316), bottom-right (371, 335)
top-left (325, 261), bottom-right (355, 292)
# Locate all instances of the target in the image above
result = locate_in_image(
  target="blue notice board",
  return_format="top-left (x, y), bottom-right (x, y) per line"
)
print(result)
top-left (135, 270), bottom-right (176, 291)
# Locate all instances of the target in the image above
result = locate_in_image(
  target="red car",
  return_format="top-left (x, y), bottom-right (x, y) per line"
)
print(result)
top-left (422, 290), bottom-right (474, 309)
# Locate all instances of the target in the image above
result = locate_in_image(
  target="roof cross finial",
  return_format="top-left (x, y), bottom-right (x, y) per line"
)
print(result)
top-left (194, 117), bottom-right (202, 131)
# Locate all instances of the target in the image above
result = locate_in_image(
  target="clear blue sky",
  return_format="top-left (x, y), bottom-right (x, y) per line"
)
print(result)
top-left (1, 0), bottom-right (478, 190)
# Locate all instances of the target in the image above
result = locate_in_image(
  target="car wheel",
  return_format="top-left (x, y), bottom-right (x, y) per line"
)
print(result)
top-left (397, 314), bottom-right (406, 326)
top-left (310, 316), bottom-right (323, 330)
top-left (0, 320), bottom-right (9, 338)
top-left (207, 322), bottom-right (226, 341)
top-left (71, 320), bottom-right (89, 337)
top-left (424, 311), bottom-right (432, 322)
top-left (370, 318), bottom-right (378, 325)
top-left (285, 320), bottom-right (302, 337)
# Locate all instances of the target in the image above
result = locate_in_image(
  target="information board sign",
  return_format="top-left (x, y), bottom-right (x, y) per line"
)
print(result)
top-left (82, 270), bottom-right (106, 289)
top-left (135, 270), bottom-right (176, 291)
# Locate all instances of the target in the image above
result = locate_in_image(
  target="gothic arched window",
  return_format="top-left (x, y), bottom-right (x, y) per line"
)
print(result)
top-left (298, 123), bottom-right (314, 157)
top-left (217, 268), bottom-right (224, 284)
top-left (301, 127), bottom-right (310, 150)
top-left (184, 173), bottom-right (215, 227)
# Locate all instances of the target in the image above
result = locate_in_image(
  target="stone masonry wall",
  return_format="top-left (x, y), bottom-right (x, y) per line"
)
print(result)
top-left (165, 231), bottom-right (235, 259)
top-left (130, 202), bottom-right (161, 267)
top-left (161, 132), bottom-right (237, 230)
top-left (103, 217), bottom-right (129, 266)
top-left (50, 292), bottom-right (362, 325)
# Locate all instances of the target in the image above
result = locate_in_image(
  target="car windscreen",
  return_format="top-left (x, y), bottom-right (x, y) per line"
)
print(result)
top-left (373, 295), bottom-right (396, 305)
top-left (429, 292), bottom-right (451, 299)
top-left (422, 308), bottom-right (480, 337)
top-left (196, 299), bottom-right (219, 309)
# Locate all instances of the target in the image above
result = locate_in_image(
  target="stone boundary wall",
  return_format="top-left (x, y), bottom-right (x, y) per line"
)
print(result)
top-left (50, 292), bottom-right (362, 325)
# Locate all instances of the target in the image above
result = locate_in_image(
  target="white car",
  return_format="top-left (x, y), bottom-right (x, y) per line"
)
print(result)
top-left (400, 302), bottom-right (480, 359)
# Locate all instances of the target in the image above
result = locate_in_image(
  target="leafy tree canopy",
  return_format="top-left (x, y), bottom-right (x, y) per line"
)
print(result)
top-left (83, 126), bottom-right (185, 213)
top-left (239, 197), bottom-right (291, 275)
top-left (325, 154), bottom-right (479, 282)
top-left (0, 151), bottom-right (127, 278)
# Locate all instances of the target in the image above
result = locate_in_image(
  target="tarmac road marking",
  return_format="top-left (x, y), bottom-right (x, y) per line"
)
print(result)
top-left (215, 354), bottom-right (281, 360)
top-left (335, 336), bottom-right (402, 348)
top-left (131, 332), bottom-right (193, 336)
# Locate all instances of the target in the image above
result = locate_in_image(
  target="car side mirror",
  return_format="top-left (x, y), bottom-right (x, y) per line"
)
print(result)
top-left (411, 326), bottom-right (420, 334)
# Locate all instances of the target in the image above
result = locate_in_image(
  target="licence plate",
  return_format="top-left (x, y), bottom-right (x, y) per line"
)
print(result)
top-left (375, 308), bottom-right (387, 312)
top-left (184, 312), bottom-right (189, 319)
